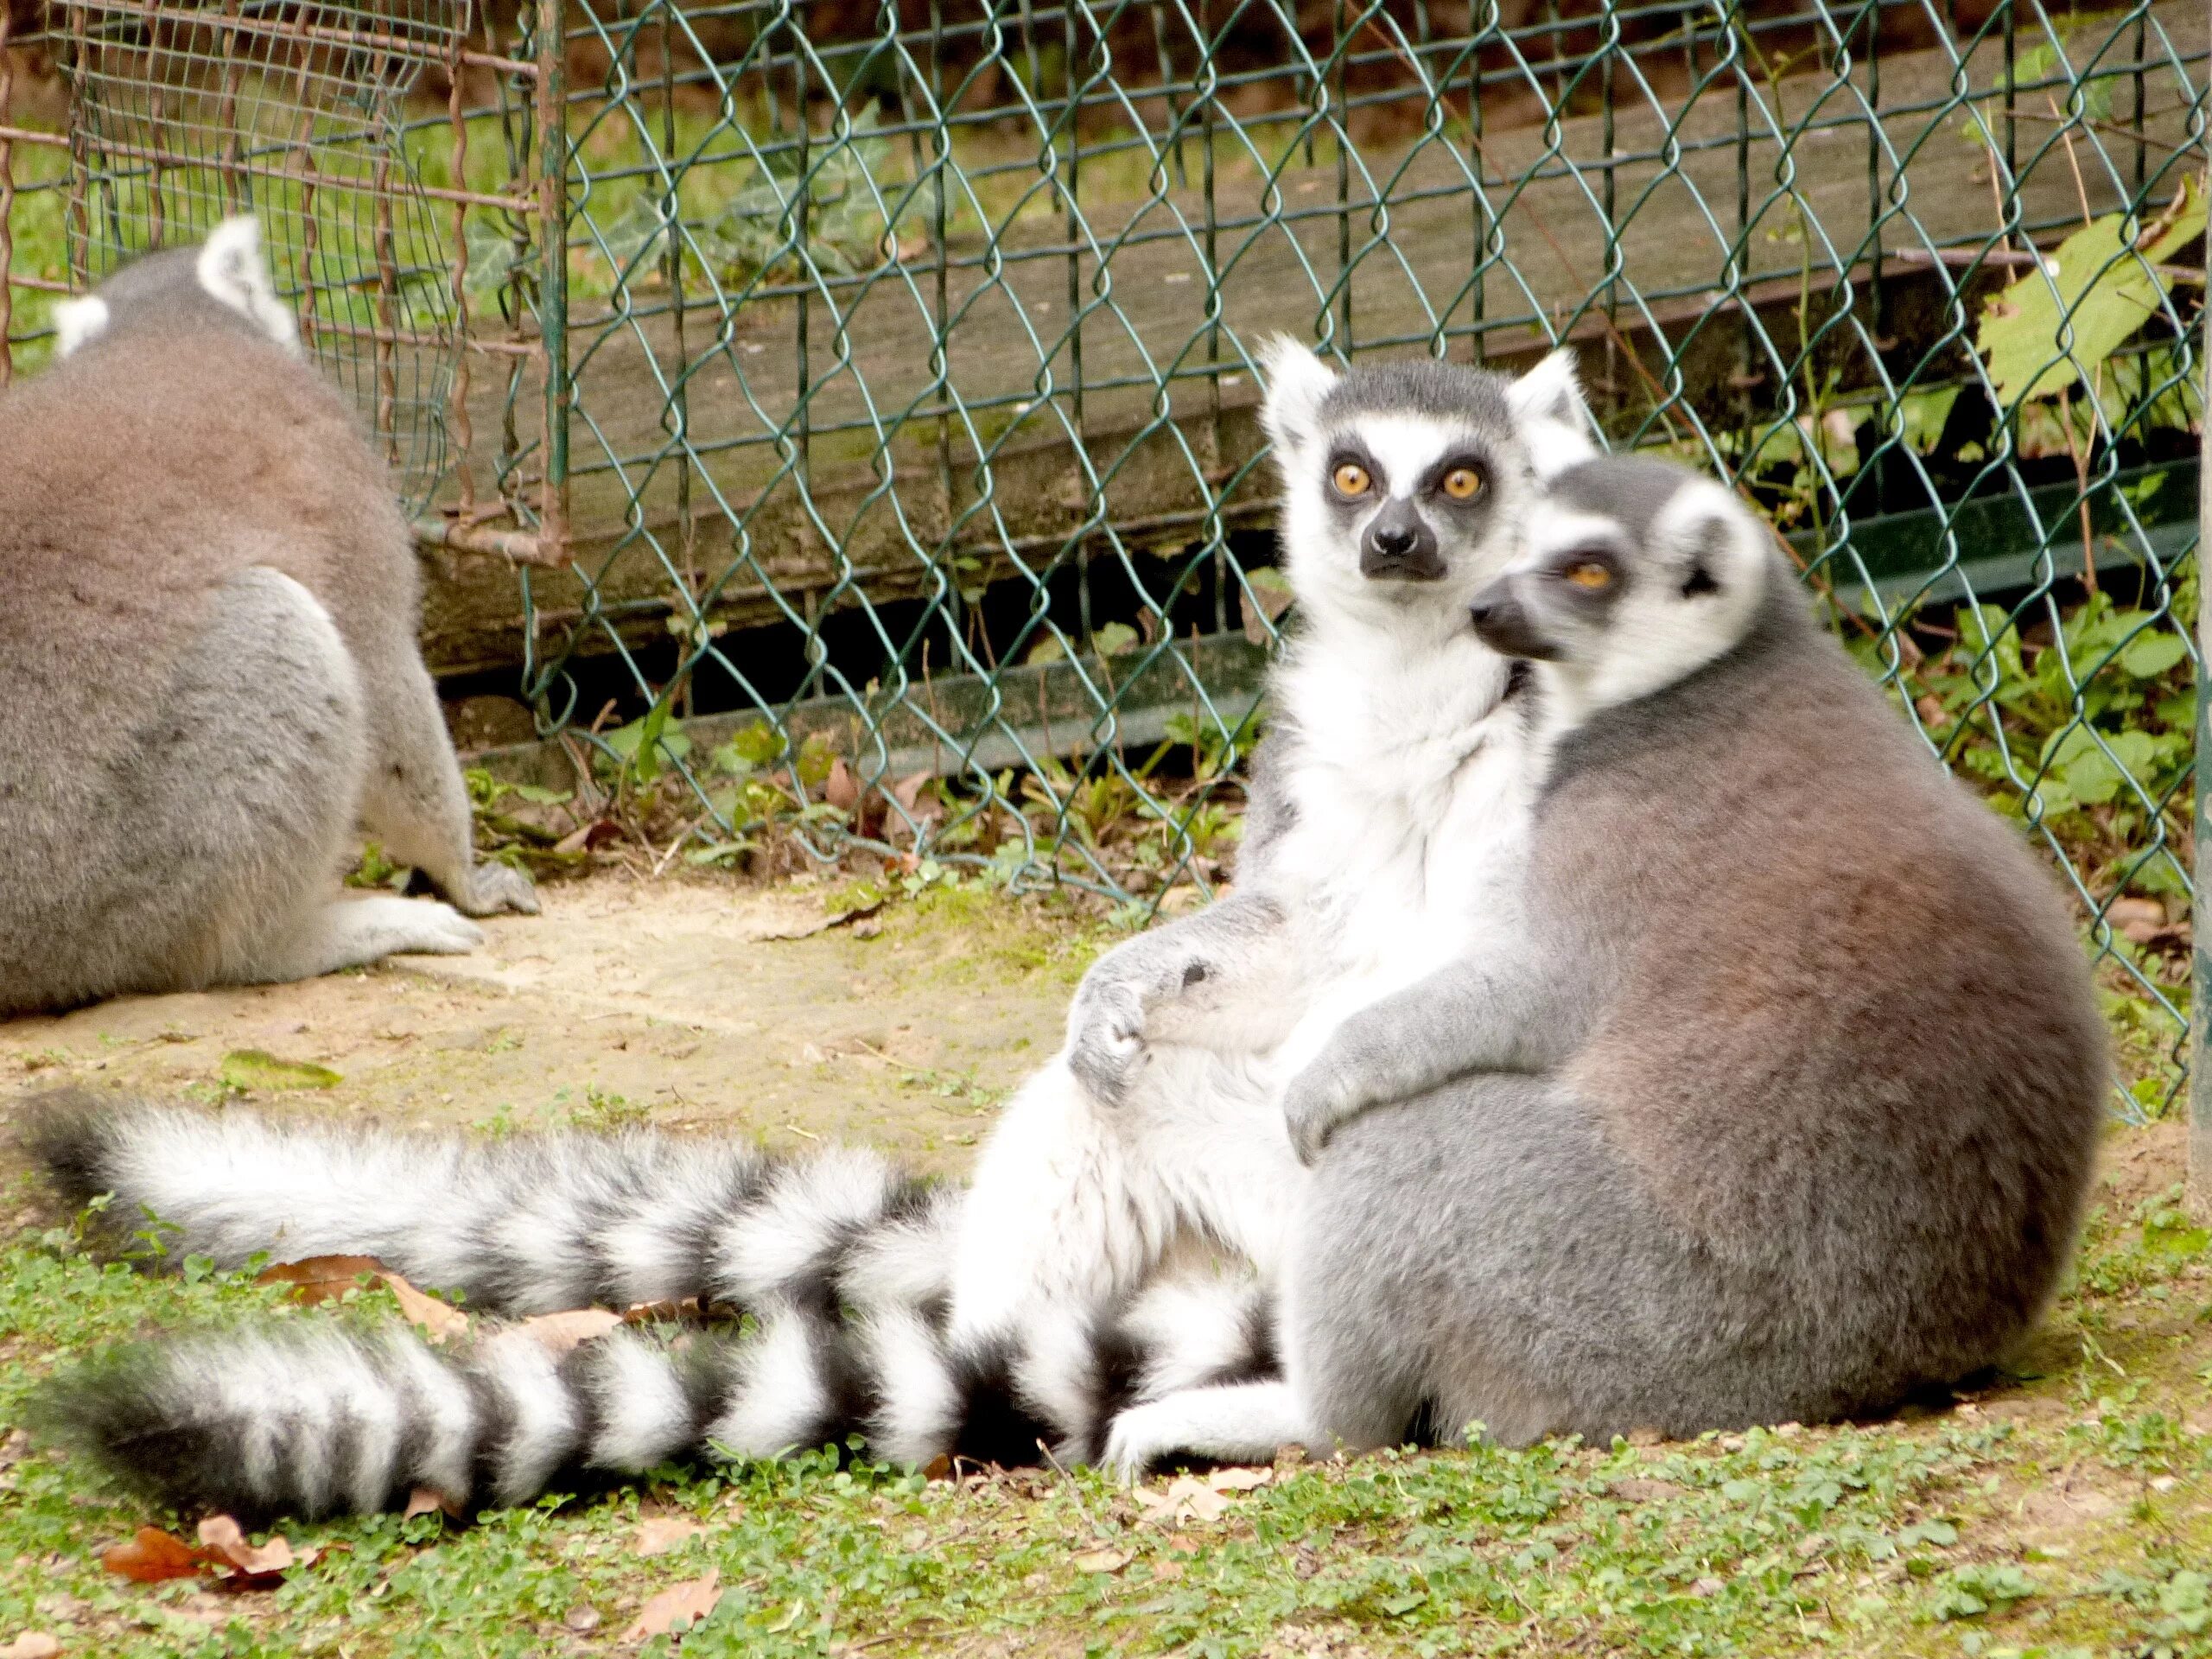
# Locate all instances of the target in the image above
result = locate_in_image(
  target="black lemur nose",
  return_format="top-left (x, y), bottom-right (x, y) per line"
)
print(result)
top-left (1370, 524), bottom-right (1416, 556)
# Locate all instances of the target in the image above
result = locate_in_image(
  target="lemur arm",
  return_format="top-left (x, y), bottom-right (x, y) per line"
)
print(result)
top-left (1280, 943), bottom-right (1568, 1166)
top-left (1064, 887), bottom-right (1305, 1107)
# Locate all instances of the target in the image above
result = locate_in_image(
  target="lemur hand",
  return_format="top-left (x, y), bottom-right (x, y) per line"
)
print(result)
top-left (1065, 936), bottom-right (1213, 1108)
top-left (455, 860), bottom-right (541, 918)
top-left (1281, 1042), bottom-right (1372, 1166)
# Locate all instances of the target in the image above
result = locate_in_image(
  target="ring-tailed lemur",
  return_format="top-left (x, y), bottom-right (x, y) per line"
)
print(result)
top-left (21, 342), bottom-right (1600, 1517)
top-left (0, 218), bottom-right (535, 1017)
top-left (1097, 453), bottom-right (2107, 1475)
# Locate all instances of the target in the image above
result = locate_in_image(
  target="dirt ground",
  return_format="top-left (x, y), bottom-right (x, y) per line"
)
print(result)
top-left (0, 872), bottom-right (1102, 1178)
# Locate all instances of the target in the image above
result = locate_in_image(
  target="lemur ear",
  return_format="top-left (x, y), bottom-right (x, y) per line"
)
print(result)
top-left (196, 216), bottom-right (302, 355)
top-left (1508, 348), bottom-right (1599, 480)
top-left (1676, 516), bottom-right (1728, 597)
top-left (1257, 335), bottom-right (1338, 459)
top-left (1664, 479), bottom-right (1764, 601)
top-left (1507, 348), bottom-right (1586, 425)
top-left (52, 296), bottom-right (111, 358)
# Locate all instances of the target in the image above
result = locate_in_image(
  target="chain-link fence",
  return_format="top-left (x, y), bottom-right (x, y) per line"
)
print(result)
top-left (2, 0), bottom-right (2206, 1107)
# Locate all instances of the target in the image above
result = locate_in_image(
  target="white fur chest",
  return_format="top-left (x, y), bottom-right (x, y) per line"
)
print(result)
top-left (1265, 626), bottom-right (1540, 994)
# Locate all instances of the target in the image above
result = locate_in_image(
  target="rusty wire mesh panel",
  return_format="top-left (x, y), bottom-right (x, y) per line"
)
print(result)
top-left (5, 0), bottom-right (473, 506)
top-left (2, 0), bottom-right (2208, 1109)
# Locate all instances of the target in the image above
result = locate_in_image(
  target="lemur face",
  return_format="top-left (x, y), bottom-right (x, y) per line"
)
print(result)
top-left (1257, 340), bottom-right (1597, 624)
top-left (1318, 417), bottom-right (1505, 587)
top-left (1467, 455), bottom-right (1772, 715)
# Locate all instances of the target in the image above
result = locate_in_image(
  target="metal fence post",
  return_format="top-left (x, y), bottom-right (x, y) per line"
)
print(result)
top-left (534, 0), bottom-right (568, 557)
top-left (2196, 97), bottom-right (2212, 1212)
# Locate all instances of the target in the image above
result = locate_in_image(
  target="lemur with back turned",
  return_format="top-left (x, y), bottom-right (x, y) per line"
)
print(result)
top-left (0, 217), bottom-right (536, 1018)
top-left (1099, 453), bottom-right (2108, 1473)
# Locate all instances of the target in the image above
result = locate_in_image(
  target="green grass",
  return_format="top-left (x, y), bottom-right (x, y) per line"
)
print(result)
top-left (0, 1131), bottom-right (2207, 1658)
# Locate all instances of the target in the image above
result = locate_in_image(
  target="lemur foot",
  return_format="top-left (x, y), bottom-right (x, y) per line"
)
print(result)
top-left (346, 894), bottom-right (486, 957)
top-left (1065, 940), bottom-right (1212, 1107)
top-left (1066, 978), bottom-right (1150, 1106)
top-left (454, 860), bottom-right (539, 918)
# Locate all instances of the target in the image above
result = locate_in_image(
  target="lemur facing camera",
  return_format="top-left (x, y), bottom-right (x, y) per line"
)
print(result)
top-left (21, 339), bottom-right (1599, 1518)
top-left (1098, 454), bottom-right (2107, 1473)
top-left (0, 218), bottom-right (535, 1017)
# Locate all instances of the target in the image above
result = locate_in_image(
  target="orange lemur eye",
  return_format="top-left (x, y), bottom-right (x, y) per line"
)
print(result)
top-left (1332, 461), bottom-right (1372, 498)
top-left (1564, 560), bottom-right (1614, 590)
top-left (1440, 467), bottom-right (1483, 500)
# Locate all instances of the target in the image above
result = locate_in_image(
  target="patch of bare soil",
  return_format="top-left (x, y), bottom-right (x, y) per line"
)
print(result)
top-left (2096, 1116), bottom-right (2192, 1210)
top-left (0, 872), bottom-right (1092, 1182)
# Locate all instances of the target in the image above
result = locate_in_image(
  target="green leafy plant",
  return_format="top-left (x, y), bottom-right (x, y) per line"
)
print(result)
top-left (700, 108), bottom-right (925, 282)
top-left (1861, 577), bottom-right (2197, 897)
top-left (1977, 177), bottom-right (2205, 412)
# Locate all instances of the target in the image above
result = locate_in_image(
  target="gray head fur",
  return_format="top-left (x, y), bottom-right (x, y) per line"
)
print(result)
top-left (1468, 453), bottom-right (1779, 727)
top-left (54, 216), bottom-right (300, 359)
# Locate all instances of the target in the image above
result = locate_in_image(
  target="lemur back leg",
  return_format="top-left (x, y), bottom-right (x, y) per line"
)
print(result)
top-left (351, 635), bottom-right (537, 917)
top-left (1104, 1076), bottom-right (1624, 1475)
top-left (86, 568), bottom-right (480, 997)
top-left (1294, 1073), bottom-right (1761, 1452)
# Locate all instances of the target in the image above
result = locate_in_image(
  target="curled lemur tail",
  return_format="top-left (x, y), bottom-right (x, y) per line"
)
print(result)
top-left (35, 1262), bottom-right (1280, 1520)
top-left (24, 1094), bottom-right (1281, 1516)
top-left (22, 1090), bottom-right (939, 1318)
top-left (36, 1299), bottom-right (950, 1521)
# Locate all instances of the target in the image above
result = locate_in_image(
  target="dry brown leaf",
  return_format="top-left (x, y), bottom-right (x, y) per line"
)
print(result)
top-left (889, 769), bottom-right (944, 825)
top-left (196, 1516), bottom-right (296, 1576)
top-left (552, 817), bottom-right (621, 856)
top-left (2108, 896), bottom-right (2168, 943)
top-left (620, 1571), bottom-right (722, 1643)
top-left (632, 1514), bottom-right (708, 1558)
top-left (1134, 1476), bottom-right (1231, 1526)
top-left (101, 1528), bottom-right (207, 1584)
top-left (1205, 1465), bottom-right (1273, 1492)
top-left (1150, 1558), bottom-right (1186, 1582)
top-left (255, 1255), bottom-right (386, 1303)
top-left (823, 759), bottom-right (860, 813)
top-left (622, 1297), bottom-right (706, 1325)
top-left (381, 1278), bottom-right (470, 1344)
top-left (754, 895), bottom-right (887, 943)
top-left (404, 1487), bottom-right (464, 1521)
top-left (1, 1633), bottom-right (60, 1658)
top-left (519, 1308), bottom-right (623, 1356)
top-left (1071, 1548), bottom-right (1131, 1573)
top-left (257, 1255), bottom-right (468, 1344)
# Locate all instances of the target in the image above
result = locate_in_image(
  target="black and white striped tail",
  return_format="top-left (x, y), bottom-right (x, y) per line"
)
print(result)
top-left (22, 1090), bottom-right (938, 1318)
top-left (35, 1272), bottom-right (1278, 1520)
top-left (24, 1094), bottom-right (1280, 1516)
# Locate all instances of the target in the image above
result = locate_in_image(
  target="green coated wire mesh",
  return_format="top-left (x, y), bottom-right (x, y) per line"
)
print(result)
top-left (1, 0), bottom-right (2206, 1109)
